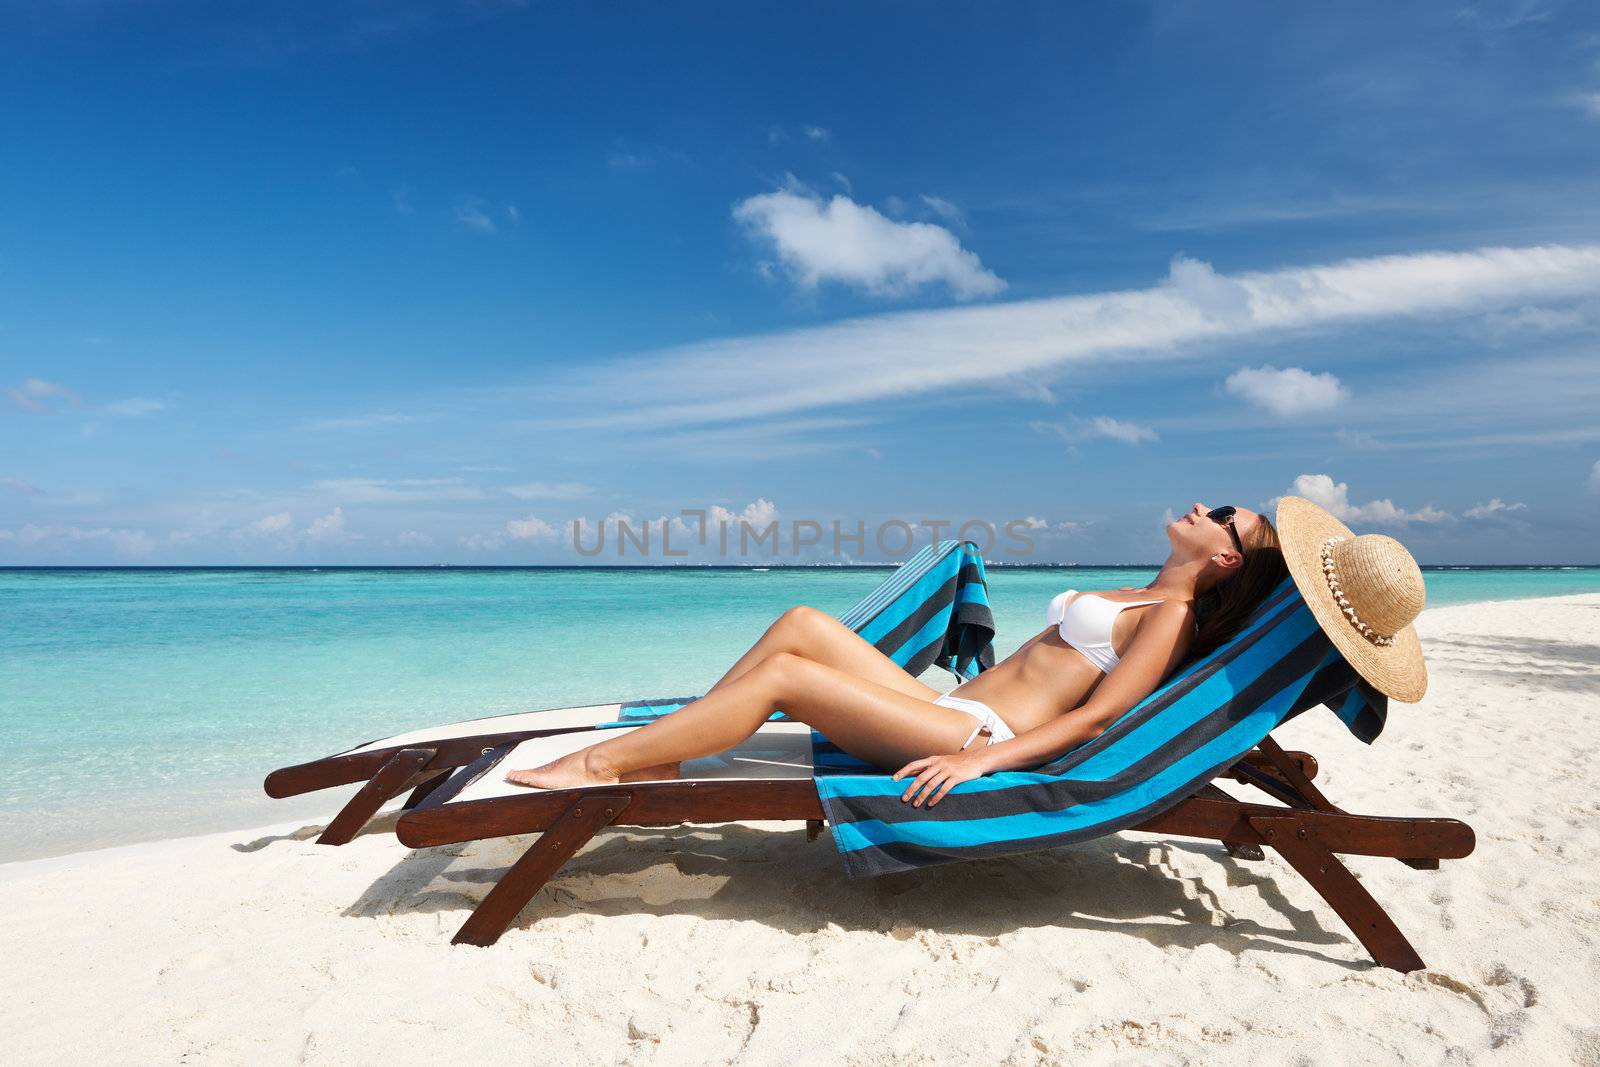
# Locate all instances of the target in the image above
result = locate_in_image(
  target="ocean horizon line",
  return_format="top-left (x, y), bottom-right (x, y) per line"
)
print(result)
top-left (1, 562), bottom-right (1596, 572)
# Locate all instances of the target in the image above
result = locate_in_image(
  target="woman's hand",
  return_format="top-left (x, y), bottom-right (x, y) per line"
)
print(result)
top-left (892, 749), bottom-right (993, 807)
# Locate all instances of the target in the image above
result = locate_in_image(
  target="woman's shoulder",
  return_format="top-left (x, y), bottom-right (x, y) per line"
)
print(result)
top-left (1137, 597), bottom-right (1199, 629)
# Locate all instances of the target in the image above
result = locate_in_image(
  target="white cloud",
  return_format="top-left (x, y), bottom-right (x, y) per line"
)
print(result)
top-left (459, 532), bottom-right (505, 552)
top-left (694, 499), bottom-right (780, 534)
top-left (802, 125), bottom-right (830, 141)
top-left (392, 186), bottom-right (415, 216)
top-left (503, 481), bottom-right (593, 500)
top-left (305, 506), bottom-right (360, 543)
top-left (706, 499), bottom-right (780, 529)
top-left (506, 204), bottom-right (521, 225)
top-left (732, 186), bottom-right (1005, 300)
top-left (505, 516), bottom-right (557, 540)
top-left (7, 378), bottom-right (79, 413)
top-left (1276, 474), bottom-right (1453, 526)
top-left (1017, 515), bottom-right (1083, 534)
top-left (1160, 256), bottom-right (1254, 321)
top-left (1464, 498), bottom-right (1527, 520)
top-left (0, 476), bottom-right (41, 495)
top-left (393, 530), bottom-right (433, 547)
top-left (1225, 365), bottom-right (1350, 417)
top-left (1032, 416), bottom-right (1158, 446)
top-left (250, 512), bottom-right (293, 534)
top-left (532, 242), bottom-right (1600, 431)
top-left (1590, 459), bottom-right (1600, 492)
top-left (103, 397), bottom-right (166, 417)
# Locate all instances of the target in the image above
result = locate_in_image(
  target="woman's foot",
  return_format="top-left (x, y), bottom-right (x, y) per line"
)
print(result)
top-left (505, 749), bottom-right (681, 790)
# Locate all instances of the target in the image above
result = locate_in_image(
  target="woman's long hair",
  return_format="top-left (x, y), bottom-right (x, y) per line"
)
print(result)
top-left (1190, 516), bottom-right (1288, 659)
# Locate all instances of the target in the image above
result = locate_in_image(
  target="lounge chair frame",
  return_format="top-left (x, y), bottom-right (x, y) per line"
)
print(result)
top-left (265, 723), bottom-right (609, 845)
top-left (393, 736), bottom-right (1475, 971)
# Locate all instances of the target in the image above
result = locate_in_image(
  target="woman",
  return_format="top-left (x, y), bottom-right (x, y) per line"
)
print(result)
top-left (508, 502), bottom-right (1288, 806)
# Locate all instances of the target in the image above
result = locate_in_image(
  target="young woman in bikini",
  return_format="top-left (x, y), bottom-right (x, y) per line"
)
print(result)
top-left (507, 502), bottom-right (1288, 807)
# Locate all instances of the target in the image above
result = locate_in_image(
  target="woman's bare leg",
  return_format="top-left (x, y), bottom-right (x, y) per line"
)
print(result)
top-left (507, 652), bottom-right (974, 789)
top-left (705, 605), bottom-right (938, 700)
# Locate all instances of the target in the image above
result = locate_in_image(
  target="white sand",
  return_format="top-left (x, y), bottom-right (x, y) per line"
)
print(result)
top-left (3, 594), bottom-right (1598, 1065)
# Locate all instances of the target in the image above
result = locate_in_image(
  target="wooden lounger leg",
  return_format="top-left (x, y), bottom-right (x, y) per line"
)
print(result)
top-left (452, 792), bottom-right (632, 947)
top-left (316, 747), bottom-right (438, 846)
top-left (1248, 814), bottom-right (1426, 973)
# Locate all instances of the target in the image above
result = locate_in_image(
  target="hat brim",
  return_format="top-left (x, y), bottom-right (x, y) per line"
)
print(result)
top-left (1275, 496), bottom-right (1428, 703)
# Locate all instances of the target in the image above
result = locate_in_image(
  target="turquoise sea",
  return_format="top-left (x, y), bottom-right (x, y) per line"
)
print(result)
top-left (4, 565), bottom-right (1599, 861)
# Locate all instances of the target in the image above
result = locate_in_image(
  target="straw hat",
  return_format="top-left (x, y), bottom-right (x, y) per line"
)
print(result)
top-left (1276, 496), bottom-right (1428, 703)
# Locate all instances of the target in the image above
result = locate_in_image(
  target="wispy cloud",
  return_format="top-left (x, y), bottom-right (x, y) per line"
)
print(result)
top-left (455, 196), bottom-right (497, 233)
top-left (732, 184), bottom-right (1005, 300)
top-left (102, 397), bottom-right (166, 417)
top-left (304, 412), bottom-right (421, 432)
top-left (1032, 416), bottom-right (1159, 446)
top-left (250, 512), bottom-right (293, 534)
top-left (7, 378), bottom-right (79, 413)
top-left (589, 416), bottom-right (874, 461)
top-left (0, 523), bottom-right (153, 556)
top-left (309, 478), bottom-right (484, 503)
top-left (1567, 90), bottom-right (1600, 118)
top-left (533, 243), bottom-right (1600, 432)
top-left (503, 481), bottom-right (593, 500)
top-left (1136, 191), bottom-right (1429, 233)
top-left (1480, 304), bottom-right (1586, 335)
top-left (1225, 365), bottom-right (1349, 417)
top-left (920, 195), bottom-right (966, 228)
top-left (0, 476), bottom-right (43, 495)
top-left (233, 512), bottom-right (295, 541)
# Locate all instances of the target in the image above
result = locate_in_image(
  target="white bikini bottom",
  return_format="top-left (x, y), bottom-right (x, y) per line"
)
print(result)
top-left (932, 692), bottom-right (1018, 749)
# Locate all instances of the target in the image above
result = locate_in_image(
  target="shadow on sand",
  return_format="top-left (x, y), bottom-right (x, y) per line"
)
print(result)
top-left (1424, 633), bottom-right (1600, 696)
top-left (336, 822), bottom-right (1371, 970)
top-left (229, 811), bottom-right (403, 853)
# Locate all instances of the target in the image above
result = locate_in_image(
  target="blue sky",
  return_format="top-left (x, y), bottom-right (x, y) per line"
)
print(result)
top-left (3, 0), bottom-right (1599, 565)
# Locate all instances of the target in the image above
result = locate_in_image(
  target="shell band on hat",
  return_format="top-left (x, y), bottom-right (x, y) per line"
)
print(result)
top-left (1319, 536), bottom-right (1396, 647)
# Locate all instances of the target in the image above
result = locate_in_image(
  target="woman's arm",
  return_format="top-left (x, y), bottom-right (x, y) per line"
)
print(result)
top-left (982, 600), bottom-right (1196, 772)
top-left (894, 600), bottom-right (1196, 805)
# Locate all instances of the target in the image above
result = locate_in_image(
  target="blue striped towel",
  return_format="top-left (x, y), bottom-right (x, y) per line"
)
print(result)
top-left (812, 578), bottom-right (1389, 878)
top-left (611, 540), bottom-right (997, 725)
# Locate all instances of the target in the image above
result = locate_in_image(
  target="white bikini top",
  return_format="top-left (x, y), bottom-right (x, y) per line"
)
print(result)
top-left (1047, 589), bottom-right (1165, 674)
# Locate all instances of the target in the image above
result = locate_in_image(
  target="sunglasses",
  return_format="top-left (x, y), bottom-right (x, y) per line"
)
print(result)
top-left (1207, 506), bottom-right (1245, 554)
